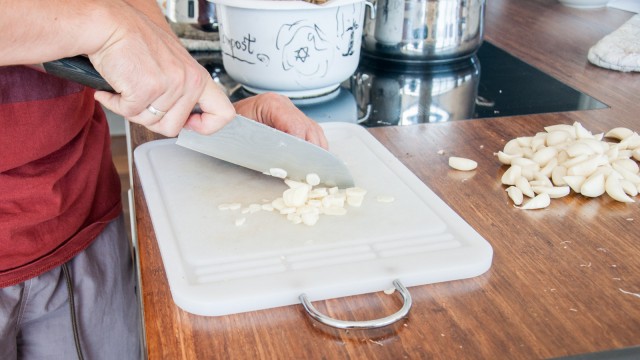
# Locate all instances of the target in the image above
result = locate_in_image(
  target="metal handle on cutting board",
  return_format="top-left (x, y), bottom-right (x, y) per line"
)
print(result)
top-left (298, 279), bottom-right (412, 330)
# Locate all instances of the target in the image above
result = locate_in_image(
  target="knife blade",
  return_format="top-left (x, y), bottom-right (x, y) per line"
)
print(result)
top-left (42, 56), bottom-right (355, 187)
top-left (176, 116), bottom-right (354, 187)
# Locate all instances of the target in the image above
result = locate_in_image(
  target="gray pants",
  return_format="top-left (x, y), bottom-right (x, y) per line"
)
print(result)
top-left (0, 215), bottom-right (142, 360)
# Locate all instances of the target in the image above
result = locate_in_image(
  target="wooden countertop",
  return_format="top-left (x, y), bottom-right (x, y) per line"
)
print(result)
top-left (131, 1), bottom-right (640, 358)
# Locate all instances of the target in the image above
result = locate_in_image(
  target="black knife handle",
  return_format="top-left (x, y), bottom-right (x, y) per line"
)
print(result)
top-left (43, 56), bottom-right (115, 92)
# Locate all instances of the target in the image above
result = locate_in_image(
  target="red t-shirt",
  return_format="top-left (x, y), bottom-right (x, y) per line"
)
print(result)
top-left (0, 65), bottom-right (122, 287)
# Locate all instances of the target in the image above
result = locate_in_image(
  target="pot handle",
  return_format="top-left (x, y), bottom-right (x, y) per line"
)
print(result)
top-left (364, 0), bottom-right (376, 20)
top-left (298, 279), bottom-right (412, 329)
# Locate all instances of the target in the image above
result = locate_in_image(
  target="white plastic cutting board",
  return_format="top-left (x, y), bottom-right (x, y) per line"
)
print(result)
top-left (134, 122), bottom-right (493, 316)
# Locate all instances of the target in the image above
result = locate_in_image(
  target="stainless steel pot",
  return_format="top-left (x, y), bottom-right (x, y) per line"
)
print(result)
top-left (347, 56), bottom-right (481, 125)
top-left (362, 0), bottom-right (485, 63)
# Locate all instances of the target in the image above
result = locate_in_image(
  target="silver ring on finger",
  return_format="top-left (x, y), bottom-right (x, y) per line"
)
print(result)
top-left (146, 104), bottom-right (167, 118)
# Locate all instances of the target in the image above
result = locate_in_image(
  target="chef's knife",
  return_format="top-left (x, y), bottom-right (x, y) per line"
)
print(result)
top-left (42, 56), bottom-right (355, 187)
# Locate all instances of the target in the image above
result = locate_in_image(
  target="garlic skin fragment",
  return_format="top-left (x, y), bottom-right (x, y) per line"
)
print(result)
top-left (448, 156), bottom-right (478, 171)
top-left (516, 193), bottom-right (551, 210)
top-left (506, 186), bottom-right (524, 205)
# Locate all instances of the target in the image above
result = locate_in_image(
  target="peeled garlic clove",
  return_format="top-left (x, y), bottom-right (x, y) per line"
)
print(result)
top-left (605, 172), bottom-right (635, 203)
top-left (516, 136), bottom-right (533, 147)
top-left (566, 143), bottom-right (595, 157)
top-left (566, 155), bottom-right (607, 176)
top-left (539, 157), bottom-right (558, 178)
top-left (503, 139), bottom-right (524, 155)
top-left (545, 124), bottom-right (576, 138)
top-left (580, 173), bottom-right (606, 197)
top-left (516, 177), bottom-right (535, 198)
top-left (551, 166), bottom-right (568, 186)
top-left (496, 151), bottom-right (522, 165)
top-left (511, 157), bottom-right (539, 169)
top-left (605, 127), bottom-right (634, 141)
top-left (532, 147), bottom-right (557, 166)
top-left (574, 122), bottom-right (592, 139)
top-left (448, 156), bottom-right (478, 171)
top-left (561, 154), bottom-right (589, 168)
top-left (612, 159), bottom-right (639, 174)
top-left (619, 133), bottom-right (640, 149)
top-left (506, 186), bottom-right (524, 205)
top-left (516, 193), bottom-right (551, 210)
top-left (621, 179), bottom-right (639, 196)
top-left (501, 165), bottom-right (522, 186)
top-left (612, 163), bottom-right (640, 184)
top-left (563, 175), bottom-right (586, 194)
top-left (530, 185), bottom-right (571, 198)
top-left (545, 130), bottom-right (571, 146)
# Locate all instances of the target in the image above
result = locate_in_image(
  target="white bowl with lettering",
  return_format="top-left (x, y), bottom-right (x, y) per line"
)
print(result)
top-left (212, 0), bottom-right (372, 98)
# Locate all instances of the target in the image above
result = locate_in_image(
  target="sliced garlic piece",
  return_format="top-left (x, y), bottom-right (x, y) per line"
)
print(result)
top-left (506, 186), bottom-right (524, 205)
top-left (448, 156), bottom-right (478, 171)
top-left (235, 217), bottom-right (246, 226)
top-left (306, 173), bottom-right (321, 186)
top-left (516, 193), bottom-right (551, 210)
top-left (268, 168), bottom-right (288, 178)
top-left (376, 195), bottom-right (395, 203)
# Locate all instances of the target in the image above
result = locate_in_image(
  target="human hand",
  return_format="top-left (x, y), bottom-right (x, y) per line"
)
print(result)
top-left (232, 93), bottom-right (329, 149)
top-left (89, 1), bottom-right (235, 137)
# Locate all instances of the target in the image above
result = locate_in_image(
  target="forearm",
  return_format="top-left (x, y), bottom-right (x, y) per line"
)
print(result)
top-left (0, 0), bottom-right (170, 66)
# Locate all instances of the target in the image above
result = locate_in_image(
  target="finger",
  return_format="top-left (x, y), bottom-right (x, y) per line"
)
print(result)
top-left (185, 81), bottom-right (236, 135)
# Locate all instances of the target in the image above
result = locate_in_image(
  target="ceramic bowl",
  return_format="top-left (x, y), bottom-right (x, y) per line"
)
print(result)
top-left (211, 0), bottom-right (371, 98)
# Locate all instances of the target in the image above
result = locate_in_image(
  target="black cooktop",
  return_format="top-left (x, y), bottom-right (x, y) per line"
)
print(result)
top-left (199, 41), bottom-right (607, 127)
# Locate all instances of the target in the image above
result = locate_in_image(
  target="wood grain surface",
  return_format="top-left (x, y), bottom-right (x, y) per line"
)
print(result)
top-left (131, 0), bottom-right (640, 358)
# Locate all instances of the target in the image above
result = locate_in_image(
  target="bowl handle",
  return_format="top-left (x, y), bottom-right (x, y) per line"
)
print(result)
top-left (298, 279), bottom-right (412, 329)
top-left (364, 0), bottom-right (376, 20)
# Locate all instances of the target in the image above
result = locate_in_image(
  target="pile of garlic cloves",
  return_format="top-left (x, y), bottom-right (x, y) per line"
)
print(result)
top-left (496, 122), bottom-right (640, 209)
